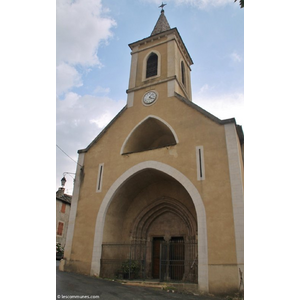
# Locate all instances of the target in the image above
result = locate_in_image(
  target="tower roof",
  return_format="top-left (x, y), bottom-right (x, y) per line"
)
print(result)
top-left (151, 9), bottom-right (171, 36)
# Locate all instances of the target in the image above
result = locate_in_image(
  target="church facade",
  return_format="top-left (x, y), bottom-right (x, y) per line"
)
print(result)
top-left (62, 9), bottom-right (244, 295)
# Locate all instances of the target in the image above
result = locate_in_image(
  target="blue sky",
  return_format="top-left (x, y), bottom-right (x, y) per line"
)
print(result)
top-left (3, 2), bottom-right (300, 297)
top-left (56, 0), bottom-right (244, 194)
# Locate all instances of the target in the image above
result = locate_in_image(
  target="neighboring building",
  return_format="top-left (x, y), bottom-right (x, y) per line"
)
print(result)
top-left (62, 9), bottom-right (244, 296)
top-left (56, 186), bottom-right (72, 248)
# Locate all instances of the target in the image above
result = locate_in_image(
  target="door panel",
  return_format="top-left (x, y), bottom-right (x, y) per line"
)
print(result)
top-left (152, 237), bottom-right (164, 278)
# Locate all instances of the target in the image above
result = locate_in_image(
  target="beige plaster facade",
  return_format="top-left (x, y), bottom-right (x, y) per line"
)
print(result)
top-left (63, 10), bottom-right (244, 296)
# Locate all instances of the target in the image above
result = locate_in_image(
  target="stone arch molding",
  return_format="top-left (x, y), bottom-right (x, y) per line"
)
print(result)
top-left (120, 115), bottom-right (179, 154)
top-left (90, 161), bottom-right (209, 292)
top-left (131, 196), bottom-right (197, 241)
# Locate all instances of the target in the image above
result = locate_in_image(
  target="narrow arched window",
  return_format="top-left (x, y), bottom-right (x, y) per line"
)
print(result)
top-left (181, 61), bottom-right (186, 86)
top-left (146, 53), bottom-right (158, 78)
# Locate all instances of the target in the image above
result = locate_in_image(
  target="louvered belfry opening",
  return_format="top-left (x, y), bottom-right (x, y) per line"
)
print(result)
top-left (146, 53), bottom-right (158, 78)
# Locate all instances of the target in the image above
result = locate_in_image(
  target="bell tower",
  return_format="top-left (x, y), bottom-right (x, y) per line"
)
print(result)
top-left (126, 6), bottom-right (193, 108)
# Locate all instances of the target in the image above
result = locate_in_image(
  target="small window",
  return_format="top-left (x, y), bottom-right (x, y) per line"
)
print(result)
top-left (146, 53), bottom-right (158, 78)
top-left (181, 61), bottom-right (186, 86)
top-left (96, 163), bottom-right (104, 192)
top-left (61, 203), bottom-right (66, 213)
top-left (196, 146), bottom-right (205, 180)
top-left (57, 222), bottom-right (64, 236)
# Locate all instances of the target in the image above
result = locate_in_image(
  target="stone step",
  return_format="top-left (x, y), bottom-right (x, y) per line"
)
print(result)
top-left (122, 282), bottom-right (163, 289)
top-left (120, 280), bottom-right (199, 294)
top-left (121, 281), bottom-right (163, 288)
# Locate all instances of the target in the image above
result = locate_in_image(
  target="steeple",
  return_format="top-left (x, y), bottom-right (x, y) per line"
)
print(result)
top-left (151, 6), bottom-right (171, 36)
top-left (127, 3), bottom-right (194, 105)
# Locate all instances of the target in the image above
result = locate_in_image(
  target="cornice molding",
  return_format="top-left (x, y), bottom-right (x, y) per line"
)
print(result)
top-left (129, 28), bottom-right (193, 66)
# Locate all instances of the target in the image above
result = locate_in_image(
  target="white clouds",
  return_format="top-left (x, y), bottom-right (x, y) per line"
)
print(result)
top-left (56, 0), bottom-right (120, 193)
top-left (199, 83), bottom-right (210, 93)
top-left (175, 0), bottom-right (232, 9)
top-left (143, 0), bottom-right (233, 9)
top-left (93, 85), bottom-right (110, 95)
top-left (56, 0), bottom-right (116, 66)
top-left (56, 91), bottom-right (126, 192)
top-left (56, 92), bottom-right (126, 143)
top-left (56, 62), bottom-right (82, 95)
top-left (56, 0), bottom-right (116, 96)
top-left (90, 112), bottom-right (114, 128)
top-left (230, 51), bottom-right (242, 63)
top-left (193, 90), bottom-right (244, 125)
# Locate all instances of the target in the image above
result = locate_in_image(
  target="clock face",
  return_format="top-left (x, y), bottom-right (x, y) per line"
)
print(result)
top-left (143, 91), bottom-right (157, 105)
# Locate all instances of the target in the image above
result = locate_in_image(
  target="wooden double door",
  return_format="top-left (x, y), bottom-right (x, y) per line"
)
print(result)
top-left (152, 237), bottom-right (184, 280)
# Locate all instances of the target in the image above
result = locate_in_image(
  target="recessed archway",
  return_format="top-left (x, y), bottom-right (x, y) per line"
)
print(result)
top-left (90, 161), bottom-right (209, 292)
top-left (121, 116), bottom-right (178, 154)
top-left (131, 197), bottom-right (197, 241)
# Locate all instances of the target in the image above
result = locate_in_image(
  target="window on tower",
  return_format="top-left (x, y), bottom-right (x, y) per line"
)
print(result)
top-left (146, 53), bottom-right (158, 78)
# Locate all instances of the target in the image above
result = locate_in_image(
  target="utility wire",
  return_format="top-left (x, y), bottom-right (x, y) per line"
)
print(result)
top-left (56, 144), bottom-right (82, 168)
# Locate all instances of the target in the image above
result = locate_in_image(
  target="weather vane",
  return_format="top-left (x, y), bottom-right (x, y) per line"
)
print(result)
top-left (159, 2), bottom-right (167, 12)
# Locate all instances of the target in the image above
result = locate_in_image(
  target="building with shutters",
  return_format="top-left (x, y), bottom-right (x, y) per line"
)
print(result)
top-left (62, 8), bottom-right (244, 295)
top-left (56, 187), bottom-right (72, 248)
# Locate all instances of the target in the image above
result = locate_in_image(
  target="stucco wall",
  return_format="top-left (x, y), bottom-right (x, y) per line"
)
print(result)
top-left (63, 28), bottom-right (243, 295)
top-left (65, 96), bottom-right (240, 293)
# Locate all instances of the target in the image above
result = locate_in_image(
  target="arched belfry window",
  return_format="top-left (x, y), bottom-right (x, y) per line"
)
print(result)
top-left (121, 116), bottom-right (178, 154)
top-left (181, 61), bottom-right (186, 86)
top-left (146, 53), bottom-right (158, 78)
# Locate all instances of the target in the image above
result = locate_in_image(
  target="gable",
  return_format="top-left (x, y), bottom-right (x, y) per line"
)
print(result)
top-left (174, 92), bottom-right (244, 146)
top-left (78, 93), bottom-right (243, 154)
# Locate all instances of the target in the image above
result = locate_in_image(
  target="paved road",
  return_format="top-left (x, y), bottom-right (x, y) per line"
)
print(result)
top-left (56, 261), bottom-right (224, 300)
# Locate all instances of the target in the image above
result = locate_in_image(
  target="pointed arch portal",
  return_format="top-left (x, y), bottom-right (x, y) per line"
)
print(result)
top-left (90, 161), bottom-right (208, 292)
top-left (131, 197), bottom-right (197, 241)
top-left (121, 115), bottom-right (178, 154)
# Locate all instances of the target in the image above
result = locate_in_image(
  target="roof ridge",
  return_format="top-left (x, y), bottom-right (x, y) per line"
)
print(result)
top-left (174, 92), bottom-right (244, 144)
top-left (174, 92), bottom-right (240, 125)
top-left (78, 105), bottom-right (128, 153)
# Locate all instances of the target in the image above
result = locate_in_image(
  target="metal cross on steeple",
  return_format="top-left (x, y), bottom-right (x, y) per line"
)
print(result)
top-left (159, 2), bottom-right (167, 12)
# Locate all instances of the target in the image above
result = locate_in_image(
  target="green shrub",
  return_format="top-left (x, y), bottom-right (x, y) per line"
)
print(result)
top-left (56, 242), bottom-right (64, 255)
top-left (121, 259), bottom-right (140, 277)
